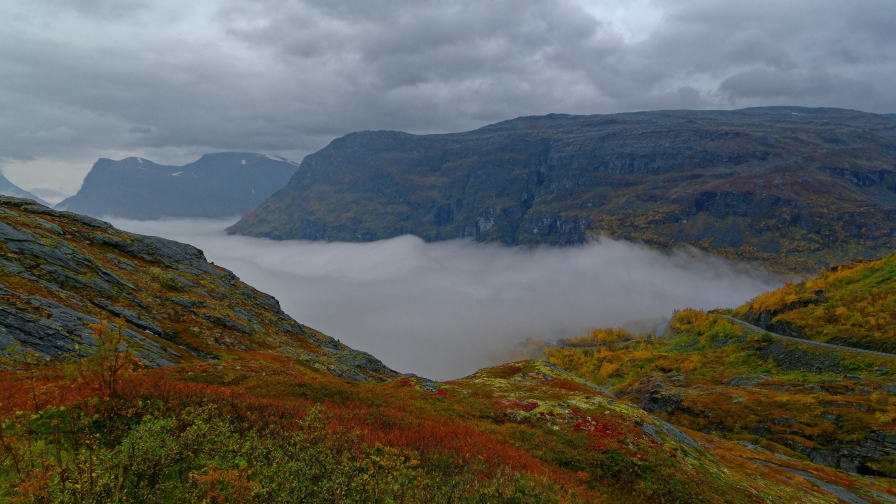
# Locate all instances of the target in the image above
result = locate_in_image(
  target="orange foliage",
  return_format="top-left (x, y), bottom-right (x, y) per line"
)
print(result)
top-left (562, 328), bottom-right (632, 347)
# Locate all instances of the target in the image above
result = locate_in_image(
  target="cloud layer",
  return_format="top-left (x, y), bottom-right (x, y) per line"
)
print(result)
top-left (109, 217), bottom-right (783, 380)
top-left (2, 1), bottom-right (896, 193)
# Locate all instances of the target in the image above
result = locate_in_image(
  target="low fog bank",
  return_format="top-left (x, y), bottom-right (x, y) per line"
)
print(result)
top-left (108, 217), bottom-right (785, 380)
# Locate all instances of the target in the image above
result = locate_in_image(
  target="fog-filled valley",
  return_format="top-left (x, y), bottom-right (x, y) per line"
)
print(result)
top-left (108, 217), bottom-right (784, 379)
top-left (5, 0), bottom-right (896, 499)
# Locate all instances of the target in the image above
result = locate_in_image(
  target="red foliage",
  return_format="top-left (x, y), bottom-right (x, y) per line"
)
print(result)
top-left (365, 417), bottom-right (547, 475)
top-left (505, 400), bottom-right (539, 412)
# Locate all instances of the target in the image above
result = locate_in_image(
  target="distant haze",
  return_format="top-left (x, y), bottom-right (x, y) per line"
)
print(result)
top-left (109, 217), bottom-right (784, 380)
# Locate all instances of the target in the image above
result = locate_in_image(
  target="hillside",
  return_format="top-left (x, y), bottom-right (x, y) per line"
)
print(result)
top-left (0, 172), bottom-right (48, 206)
top-left (2, 196), bottom-right (889, 502)
top-left (733, 254), bottom-right (896, 353)
top-left (543, 312), bottom-right (896, 487)
top-left (229, 107), bottom-right (896, 272)
top-left (0, 195), bottom-right (394, 381)
top-left (57, 152), bottom-right (298, 219)
top-left (539, 251), bottom-right (896, 480)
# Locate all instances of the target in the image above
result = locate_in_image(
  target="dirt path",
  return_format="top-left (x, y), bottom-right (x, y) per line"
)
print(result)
top-left (753, 461), bottom-right (882, 504)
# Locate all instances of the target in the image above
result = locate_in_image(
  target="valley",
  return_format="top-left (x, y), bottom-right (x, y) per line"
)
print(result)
top-left (2, 190), bottom-right (896, 501)
top-left (1, 109), bottom-right (896, 503)
top-left (5, 1), bottom-right (896, 501)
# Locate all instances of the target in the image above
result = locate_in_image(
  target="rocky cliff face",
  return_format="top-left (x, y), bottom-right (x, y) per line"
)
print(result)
top-left (0, 196), bottom-right (396, 382)
top-left (58, 152), bottom-right (298, 219)
top-left (229, 107), bottom-right (896, 272)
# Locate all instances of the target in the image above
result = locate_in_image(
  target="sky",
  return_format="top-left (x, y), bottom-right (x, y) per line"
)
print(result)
top-left (109, 217), bottom-right (783, 380)
top-left (2, 0), bottom-right (895, 195)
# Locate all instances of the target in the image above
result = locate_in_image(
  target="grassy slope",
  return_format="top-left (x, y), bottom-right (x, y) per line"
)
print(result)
top-left (0, 354), bottom-right (866, 503)
top-left (544, 311), bottom-right (896, 499)
top-left (0, 196), bottom-right (394, 382)
top-left (733, 254), bottom-right (896, 353)
top-left (544, 252), bottom-right (896, 484)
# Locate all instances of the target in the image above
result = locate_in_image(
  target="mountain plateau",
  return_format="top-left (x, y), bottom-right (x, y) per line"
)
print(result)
top-left (230, 107), bottom-right (896, 272)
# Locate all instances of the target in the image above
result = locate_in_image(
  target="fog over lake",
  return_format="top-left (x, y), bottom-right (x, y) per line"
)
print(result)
top-left (109, 217), bottom-right (784, 380)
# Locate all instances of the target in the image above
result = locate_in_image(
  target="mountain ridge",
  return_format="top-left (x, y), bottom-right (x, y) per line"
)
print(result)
top-left (58, 152), bottom-right (298, 220)
top-left (229, 106), bottom-right (896, 272)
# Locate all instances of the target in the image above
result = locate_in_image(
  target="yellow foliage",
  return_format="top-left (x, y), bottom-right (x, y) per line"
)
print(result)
top-left (735, 253), bottom-right (896, 352)
top-left (598, 362), bottom-right (620, 380)
top-left (562, 328), bottom-right (631, 347)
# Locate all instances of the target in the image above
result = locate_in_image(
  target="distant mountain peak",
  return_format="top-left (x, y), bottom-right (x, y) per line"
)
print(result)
top-left (0, 171), bottom-right (50, 206)
top-left (57, 152), bottom-right (299, 219)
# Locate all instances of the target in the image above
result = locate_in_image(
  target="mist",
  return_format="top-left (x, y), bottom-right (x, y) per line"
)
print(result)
top-left (108, 217), bottom-right (784, 380)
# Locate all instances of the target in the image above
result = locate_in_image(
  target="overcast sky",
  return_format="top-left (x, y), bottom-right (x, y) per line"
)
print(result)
top-left (2, 0), bottom-right (895, 194)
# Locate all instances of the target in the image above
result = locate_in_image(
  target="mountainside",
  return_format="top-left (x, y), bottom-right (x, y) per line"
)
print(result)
top-left (58, 152), bottom-right (298, 219)
top-left (543, 310), bottom-right (896, 487)
top-left (734, 253), bottom-right (896, 353)
top-left (3, 196), bottom-right (890, 502)
top-left (229, 107), bottom-right (896, 272)
top-left (0, 195), bottom-right (394, 382)
top-left (0, 172), bottom-right (48, 206)
top-left (538, 252), bottom-right (896, 484)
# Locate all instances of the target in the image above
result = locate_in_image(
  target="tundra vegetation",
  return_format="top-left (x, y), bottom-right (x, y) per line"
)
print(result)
top-left (543, 253), bottom-right (896, 500)
top-left (1, 195), bottom-right (895, 502)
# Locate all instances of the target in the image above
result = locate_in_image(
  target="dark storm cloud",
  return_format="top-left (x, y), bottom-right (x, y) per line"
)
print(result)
top-left (1, 0), bottom-right (895, 190)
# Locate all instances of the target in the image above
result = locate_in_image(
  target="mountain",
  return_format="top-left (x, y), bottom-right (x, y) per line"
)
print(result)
top-left (229, 107), bottom-right (896, 272)
top-left (0, 172), bottom-right (49, 206)
top-left (57, 152), bottom-right (298, 219)
top-left (0, 195), bottom-right (394, 382)
top-left (3, 196), bottom-right (886, 502)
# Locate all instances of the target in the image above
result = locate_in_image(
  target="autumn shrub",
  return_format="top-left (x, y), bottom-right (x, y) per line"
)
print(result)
top-left (70, 321), bottom-right (137, 398)
top-left (734, 253), bottom-right (896, 352)
top-left (561, 328), bottom-right (631, 347)
top-left (0, 389), bottom-right (567, 503)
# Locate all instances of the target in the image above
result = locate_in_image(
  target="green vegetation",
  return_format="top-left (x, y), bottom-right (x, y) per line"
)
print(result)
top-left (0, 352), bottom-right (867, 503)
top-left (734, 253), bottom-right (896, 353)
top-left (545, 310), bottom-right (896, 488)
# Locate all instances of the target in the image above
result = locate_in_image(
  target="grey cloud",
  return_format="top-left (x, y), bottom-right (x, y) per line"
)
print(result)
top-left (719, 68), bottom-right (875, 102)
top-left (1, 0), bottom-right (895, 191)
top-left (108, 217), bottom-right (784, 380)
